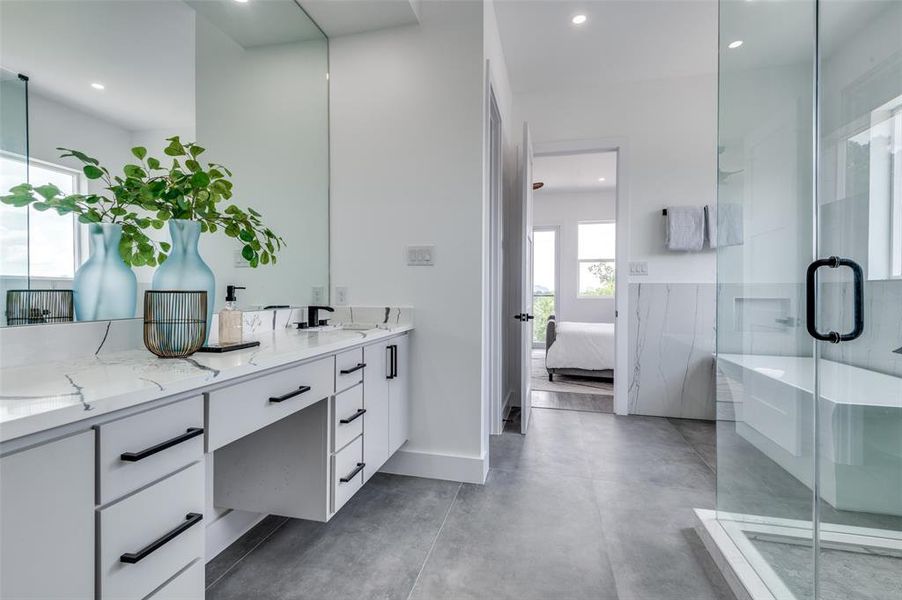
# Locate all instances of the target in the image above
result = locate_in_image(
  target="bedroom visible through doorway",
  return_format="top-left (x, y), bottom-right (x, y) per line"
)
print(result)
top-left (530, 151), bottom-right (617, 413)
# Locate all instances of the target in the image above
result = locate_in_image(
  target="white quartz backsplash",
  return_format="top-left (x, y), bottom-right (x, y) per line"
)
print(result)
top-left (0, 306), bottom-right (413, 369)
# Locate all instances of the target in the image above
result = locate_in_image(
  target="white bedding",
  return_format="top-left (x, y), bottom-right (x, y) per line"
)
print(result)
top-left (545, 321), bottom-right (615, 371)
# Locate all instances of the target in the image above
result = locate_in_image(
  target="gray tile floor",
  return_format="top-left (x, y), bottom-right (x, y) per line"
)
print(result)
top-left (206, 397), bottom-right (732, 599)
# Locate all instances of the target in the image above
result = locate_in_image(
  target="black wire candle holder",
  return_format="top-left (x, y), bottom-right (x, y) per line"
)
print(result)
top-left (6, 289), bottom-right (74, 326)
top-left (143, 291), bottom-right (207, 358)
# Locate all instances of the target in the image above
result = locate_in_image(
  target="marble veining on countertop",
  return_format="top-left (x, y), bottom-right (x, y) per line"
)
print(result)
top-left (0, 324), bottom-right (412, 443)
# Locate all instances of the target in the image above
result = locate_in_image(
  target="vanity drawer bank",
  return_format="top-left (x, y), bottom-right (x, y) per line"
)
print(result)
top-left (0, 324), bottom-right (412, 600)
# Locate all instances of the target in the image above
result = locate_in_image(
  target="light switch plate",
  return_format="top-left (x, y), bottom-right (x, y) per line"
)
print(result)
top-left (335, 286), bottom-right (348, 305)
top-left (407, 245), bottom-right (435, 266)
top-left (311, 286), bottom-right (325, 305)
top-left (629, 261), bottom-right (649, 276)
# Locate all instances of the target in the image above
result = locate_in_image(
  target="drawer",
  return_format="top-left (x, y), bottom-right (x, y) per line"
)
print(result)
top-left (332, 435), bottom-right (364, 514)
top-left (98, 397), bottom-right (204, 504)
top-left (207, 356), bottom-right (334, 450)
top-left (332, 384), bottom-right (364, 452)
top-left (147, 559), bottom-right (203, 600)
top-left (335, 347), bottom-right (365, 392)
top-left (99, 462), bottom-right (205, 600)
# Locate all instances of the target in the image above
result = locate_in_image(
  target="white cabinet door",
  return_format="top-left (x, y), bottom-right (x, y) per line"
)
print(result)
top-left (388, 334), bottom-right (410, 454)
top-left (0, 430), bottom-right (94, 599)
top-left (363, 340), bottom-right (390, 481)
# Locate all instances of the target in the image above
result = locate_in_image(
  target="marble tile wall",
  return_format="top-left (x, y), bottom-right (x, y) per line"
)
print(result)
top-left (628, 283), bottom-right (716, 420)
top-left (1, 305), bottom-right (413, 369)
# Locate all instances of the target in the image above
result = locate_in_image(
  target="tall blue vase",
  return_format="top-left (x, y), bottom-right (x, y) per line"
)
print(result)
top-left (153, 219), bottom-right (215, 341)
top-left (74, 223), bottom-right (137, 321)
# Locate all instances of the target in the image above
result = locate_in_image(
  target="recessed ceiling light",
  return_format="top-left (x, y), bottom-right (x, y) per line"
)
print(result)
top-left (598, 177), bottom-right (606, 182)
top-left (90, 82), bottom-right (105, 90)
top-left (571, 14), bottom-right (587, 25)
top-left (234, 0), bottom-right (249, 3)
top-left (728, 40), bottom-right (743, 49)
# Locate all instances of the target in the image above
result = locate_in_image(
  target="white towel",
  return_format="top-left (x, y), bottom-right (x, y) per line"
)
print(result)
top-left (665, 206), bottom-right (705, 251)
top-left (706, 203), bottom-right (743, 248)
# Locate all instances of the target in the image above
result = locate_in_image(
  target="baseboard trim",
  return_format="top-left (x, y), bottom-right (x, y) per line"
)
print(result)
top-left (380, 447), bottom-right (488, 484)
top-left (205, 509), bottom-right (267, 562)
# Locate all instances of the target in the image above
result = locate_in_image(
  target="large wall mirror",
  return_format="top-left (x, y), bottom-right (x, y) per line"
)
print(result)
top-left (0, 0), bottom-right (329, 327)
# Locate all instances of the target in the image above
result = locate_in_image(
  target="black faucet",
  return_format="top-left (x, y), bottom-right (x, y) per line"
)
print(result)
top-left (307, 305), bottom-right (334, 327)
top-left (894, 346), bottom-right (902, 355)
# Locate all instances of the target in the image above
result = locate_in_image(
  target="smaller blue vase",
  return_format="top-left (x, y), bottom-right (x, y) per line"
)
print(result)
top-left (74, 223), bottom-right (137, 321)
top-left (152, 219), bottom-right (215, 341)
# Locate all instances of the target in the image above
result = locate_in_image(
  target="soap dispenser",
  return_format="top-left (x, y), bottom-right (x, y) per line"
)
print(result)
top-left (219, 285), bottom-right (245, 345)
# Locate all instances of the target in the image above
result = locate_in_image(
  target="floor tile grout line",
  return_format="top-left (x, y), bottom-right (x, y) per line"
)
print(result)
top-left (205, 517), bottom-right (290, 591)
top-left (406, 481), bottom-right (463, 600)
top-left (668, 419), bottom-right (717, 475)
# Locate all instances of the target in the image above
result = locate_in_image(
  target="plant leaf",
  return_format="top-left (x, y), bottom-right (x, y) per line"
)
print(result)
top-left (131, 146), bottom-right (147, 160)
top-left (83, 165), bottom-right (104, 179)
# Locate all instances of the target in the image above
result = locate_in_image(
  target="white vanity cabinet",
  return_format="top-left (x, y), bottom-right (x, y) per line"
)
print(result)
top-left (362, 333), bottom-right (410, 480)
top-left (0, 431), bottom-right (95, 599)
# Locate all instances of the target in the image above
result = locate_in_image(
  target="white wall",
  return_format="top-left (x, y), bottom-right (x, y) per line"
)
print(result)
top-left (196, 16), bottom-right (330, 312)
top-left (533, 190), bottom-right (616, 323)
top-left (514, 73), bottom-right (717, 285)
top-left (330, 1), bottom-right (488, 481)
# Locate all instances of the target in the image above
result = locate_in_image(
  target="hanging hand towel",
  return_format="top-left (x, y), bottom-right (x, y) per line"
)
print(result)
top-left (665, 206), bottom-right (705, 251)
top-left (706, 203), bottom-right (743, 248)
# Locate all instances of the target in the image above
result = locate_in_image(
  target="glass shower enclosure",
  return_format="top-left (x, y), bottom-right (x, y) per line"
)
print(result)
top-left (715, 0), bottom-right (901, 598)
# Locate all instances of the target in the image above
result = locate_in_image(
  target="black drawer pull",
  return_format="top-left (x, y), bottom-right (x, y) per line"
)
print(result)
top-left (269, 385), bottom-right (311, 403)
top-left (120, 428), bottom-right (204, 462)
top-left (340, 462), bottom-right (365, 483)
top-left (339, 408), bottom-right (366, 424)
top-left (120, 513), bottom-right (203, 564)
top-left (340, 363), bottom-right (366, 375)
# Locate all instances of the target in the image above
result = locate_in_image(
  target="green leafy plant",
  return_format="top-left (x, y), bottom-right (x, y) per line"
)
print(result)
top-left (0, 148), bottom-right (170, 267)
top-left (0, 137), bottom-right (285, 268)
top-left (148, 136), bottom-right (285, 267)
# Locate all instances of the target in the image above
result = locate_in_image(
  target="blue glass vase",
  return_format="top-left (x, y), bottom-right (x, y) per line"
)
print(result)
top-left (74, 223), bottom-right (137, 321)
top-left (152, 219), bottom-right (215, 341)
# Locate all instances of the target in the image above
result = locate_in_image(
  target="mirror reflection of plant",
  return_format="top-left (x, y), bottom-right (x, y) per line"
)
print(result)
top-left (149, 137), bottom-right (285, 267)
top-left (0, 147), bottom-right (170, 267)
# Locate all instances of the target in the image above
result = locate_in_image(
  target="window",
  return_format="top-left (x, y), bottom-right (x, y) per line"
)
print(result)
top-left (0, 154), bottom-right (83, 279)
top-left (578, 221), bottom-right (615, 297)
top-left (532, 228), bottom-right (557, 344)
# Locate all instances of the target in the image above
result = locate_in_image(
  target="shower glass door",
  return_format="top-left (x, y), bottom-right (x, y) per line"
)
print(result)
top-left (816, 1), bottom-right (902, 598)
top-left (716, 1), bottom-right (902, 598)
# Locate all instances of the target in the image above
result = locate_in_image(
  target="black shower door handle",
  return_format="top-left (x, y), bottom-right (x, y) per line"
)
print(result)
top-left (806, 256), bottom-right (864, 343)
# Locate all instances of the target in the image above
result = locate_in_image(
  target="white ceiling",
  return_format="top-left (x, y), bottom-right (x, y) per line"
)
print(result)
top-left (533, 151), bottom-right (617, 194)
top-left (298, 0), bottom-right (420, 37)
top-left (188, 0), bottom-right (324, 48)
top-left (493, 0), bottom-right (717, 94)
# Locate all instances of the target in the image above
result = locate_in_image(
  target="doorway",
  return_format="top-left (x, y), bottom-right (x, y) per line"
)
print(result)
top-left (527, 151), bottom-right (618, 414)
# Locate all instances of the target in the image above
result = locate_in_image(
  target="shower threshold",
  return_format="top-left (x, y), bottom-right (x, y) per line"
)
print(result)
top-left (694, 509), bottom-right (902, 600)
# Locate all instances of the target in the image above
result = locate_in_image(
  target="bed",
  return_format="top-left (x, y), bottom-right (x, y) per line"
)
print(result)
top-left (544, 316), bottom-right (614, 381)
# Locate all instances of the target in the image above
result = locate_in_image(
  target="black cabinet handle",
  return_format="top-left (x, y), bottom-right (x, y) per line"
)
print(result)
top-left (340, 363), bottom-right (366, 375)
top-left (340, 462), bottom-right (365, 483)
top-left (806, 256), bottom-right (864, 343)
top-left (385, 345), bottom-right (394, 379)
top-left (269, 385), bottom-right (311, 403)
top-left (120, 428), bottom-right (204, 462)
top-left (120, 513), bottom-right (203, 564)
top-left (390, 344), bottom-right (398, 379)
top-left (339, 408), bottom-right (366, 424)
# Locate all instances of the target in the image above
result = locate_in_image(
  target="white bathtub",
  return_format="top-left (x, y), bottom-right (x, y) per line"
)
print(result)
top-left (717, 354), bottom-right (902, 516)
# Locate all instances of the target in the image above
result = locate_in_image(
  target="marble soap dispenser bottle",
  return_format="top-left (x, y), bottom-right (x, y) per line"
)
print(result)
top-left (219, 285), bottom-right (245, 345)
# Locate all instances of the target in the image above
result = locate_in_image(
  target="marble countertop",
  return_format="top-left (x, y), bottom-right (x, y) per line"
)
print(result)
top-left (0, 324), bottom-right (413, 443)
top-left (718, 353), bottom-right (902, 409)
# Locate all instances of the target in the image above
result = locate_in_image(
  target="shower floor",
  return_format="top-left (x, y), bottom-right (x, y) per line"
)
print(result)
top-left (749, 537), bottom-right (902, 600)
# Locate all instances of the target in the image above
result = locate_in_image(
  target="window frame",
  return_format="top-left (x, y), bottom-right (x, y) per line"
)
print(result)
top-left (577, 220), bottom-right (616, 299)
top-left (532, 225), bottom-right (560, 348)
top-left (0, 151), bottom-right (87, 280)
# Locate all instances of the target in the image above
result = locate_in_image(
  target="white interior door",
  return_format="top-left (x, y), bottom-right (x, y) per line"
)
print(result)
top-left (519, 123), bottom-right (534, 433)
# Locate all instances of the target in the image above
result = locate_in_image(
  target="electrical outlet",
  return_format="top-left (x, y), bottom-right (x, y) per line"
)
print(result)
top-left (629, 261), bottom-right (649, 276)
top-left (311, 286), bottom-right (325, 305)
top-left (407, 245), bottom-right (435, 266)
top-left (335, 286), bottom-right (348, 305)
